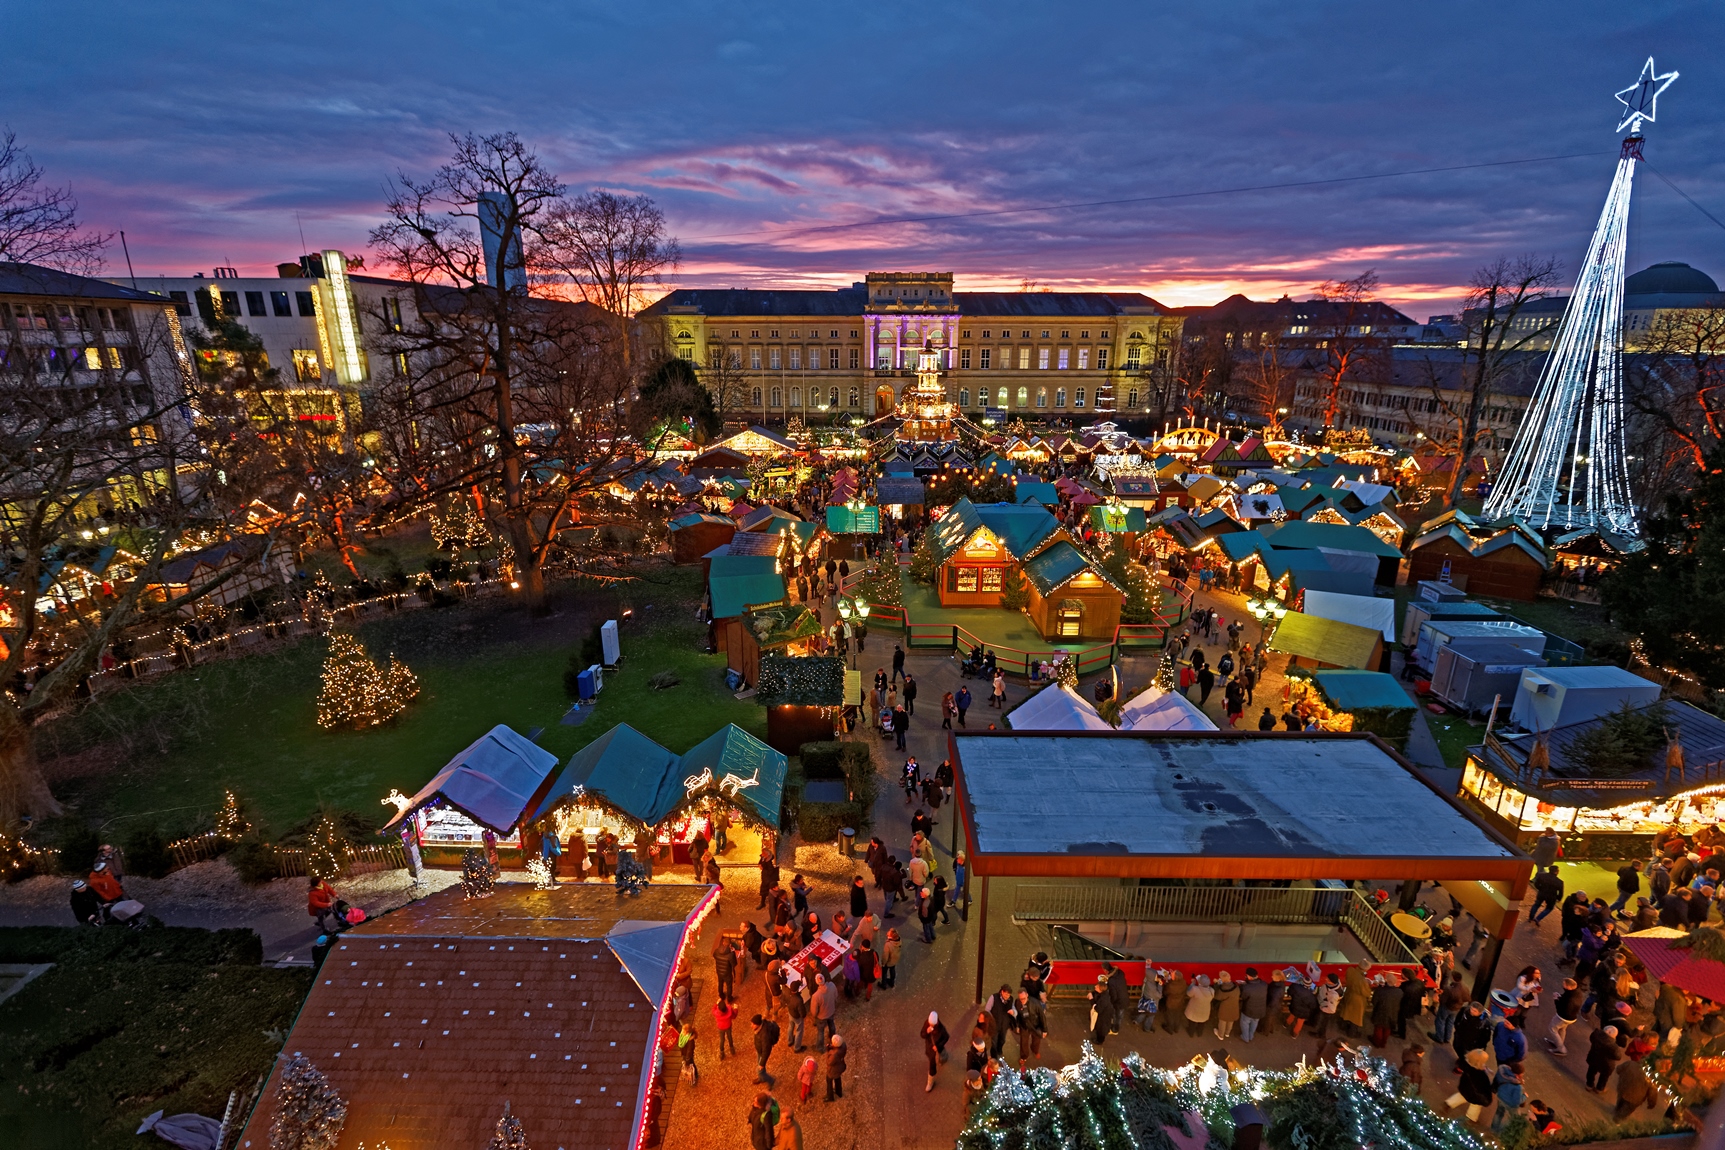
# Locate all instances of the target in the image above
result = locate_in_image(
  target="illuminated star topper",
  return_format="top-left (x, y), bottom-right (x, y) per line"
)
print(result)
top-left (1615, 57), bottom-right (1678, 134)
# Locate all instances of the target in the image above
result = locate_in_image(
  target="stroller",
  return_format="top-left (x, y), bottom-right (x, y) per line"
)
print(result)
top-left (959, 645), bottom-right (987, 679)
top-left (877, 705), bottom-right (895, 739)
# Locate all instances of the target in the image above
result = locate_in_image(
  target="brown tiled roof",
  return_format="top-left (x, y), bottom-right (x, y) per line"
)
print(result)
top-left (236, 884), bottom-right (708, 1150)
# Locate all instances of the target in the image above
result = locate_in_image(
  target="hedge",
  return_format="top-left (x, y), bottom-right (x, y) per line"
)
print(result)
top-left (797, 801), bottom-right (867, 845)
top-left (796, 740), bottom-right (879, 831)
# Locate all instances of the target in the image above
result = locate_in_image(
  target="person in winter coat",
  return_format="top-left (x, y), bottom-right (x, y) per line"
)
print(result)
top-left (1370, 976), bottom-right (1404, 1048)
top-left (1431, 971), bottom-right (1469, 1044)
top-left (1015, 990), bottom-right (1047, 1070)
top-left (1445, 1048), bottom-right (1495, 1123)
top-left (1238, 968), bottom-right (1269, 1043)
top-left (1286, 975), bottom-right (1318, 1037)
top-left (824, 1034), bottom-right (847, 1101)
top-left (678, 1022), bottom-right (700, 1084)
top-left (1161, 970), bottom-right (1189, 1034)
top-left (1452, 1002), bottom-right (1494, 1071)
top-left (1087, 978), bottom-right (1112, 1045)
top-left (1397, 974), bottom-right (1425, 1039)
top-left (1314, 973), bottom-right (1344, 1039)
top-left (1546, 977), bottom-right (1584, 1055)
top-left (1493, 1014), bottom-right (1527, 1066)
top-left (1399, 1045), bottom-right (1426, 1094)
top-left (1615, 1059), bottom-right (1658, 1120)
top-left (1491, 1062), bottom-right (1526, 1132)
top-left (1184, 974), bottom-right (1216, 1037)
top-left (753, 1013), bottom-right (782, 1085)
top-left (1340, 966), bottom-right (1370, 1036)
top-left (989, 986), bottom-right (1017, 1057)
top-left (1655, 982), bottom-right (1689, 1043)
top-left (881, 930), bottom-right (901, 989)
top-left (1212, 973), bottom-right (1242, 1040)
top-left (747, 1092), bottom-right (780, 1150)
top-left (921, 1011), bottom-right (949, 1092)
top-left (849, 876), bottom-right (869, 919)
top-left (1104, 961), bottom-right (1129, 1033)
top-left (1530, 865), bottom-right (1564, 923)
top-left (773, 1111), bottom-right (803, 1150)
top-left (1586, 1025), bottom-right (1623, 1091)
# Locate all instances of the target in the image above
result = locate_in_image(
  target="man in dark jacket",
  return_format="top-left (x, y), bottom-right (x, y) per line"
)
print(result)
top-left (1197, 665), bottom-right (1216, 706)
top-left (1660, 890), bottom-right (1689, 929)
top-left (892, 644), bottom-right (906, 683)
top-left (849, 876), bottom-right (869, 919)
top-left (1547, 976), bottom-right (1584, 1055)
top-left (713, 935), bottom-right (740, 1002)
top-left (1369, 977), bottom-right (1403, 1048)
top-left (892, 704), bottom-right (909, 751)
top-left (1452, 1002), bottom-right (1494, 1071)
top-left (1014, 989), bottom-right (1047, 1070)
top-left (1263, 969), bottom-right (1287, 1036)
top-left (1396, 974), bottom-right (1425, 1039)
top-left (752, 1013), bottom-right (781, 1085)
top-left (1530, 865), bottom-right (1564, 923)
top-left (757, 850), bottom-right (780, 909)
top-left (1650, 860), bottom-right (1673, 903)
top-left (989, 986), bottom-right (1017, 1057)
top-left (1104, 962), bottom-right (1129, 1034)
top-left (824, 1034), bottom-right (848, 1100)
top-left (1559, 890), bottom-right (1593, 959)
top-left (747, 1092), bottom-right (779, 1150)
top-left (1610, 861), bottom-right (1642, 915)
top-left (1239, 968), bottom-right (1269, 1043)
top-left (903, 673), bottom-right (918, 716)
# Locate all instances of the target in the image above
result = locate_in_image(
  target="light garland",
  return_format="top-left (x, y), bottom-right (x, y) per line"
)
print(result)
top-left (315, 633), bottom-right (420, 730)
top-left (268, 1053), bottom-right (347, 1150)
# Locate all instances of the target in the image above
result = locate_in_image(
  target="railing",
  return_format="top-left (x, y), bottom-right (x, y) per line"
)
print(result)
top-left (1010, 883), bottom-right (1419, 966)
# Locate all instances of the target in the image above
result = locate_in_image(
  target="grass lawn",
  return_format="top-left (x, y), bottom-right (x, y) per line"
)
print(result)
top-left (1474, 594), bottom-right (1628, 651)
top-left (40, 566), bottom-right (766, 841)
top-left (1425, 710), bottom-right (1486, 771)
top-left (0, 927), bottom-right (310, 1150)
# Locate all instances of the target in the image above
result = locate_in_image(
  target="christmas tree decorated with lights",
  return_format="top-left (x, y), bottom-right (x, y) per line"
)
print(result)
top-left (315, 633), bottom-right (420, 730)
top-left (957, 1046), bottom-right (1491, 1150)
top-left (487, 1102), bottom-right (530, 1150)
top-left (305, 814), bottom-right (347, 881)
top-left (268, 1053), bottom-right (348, 1150)
top-left (461, 848), bottom-right (496, 899)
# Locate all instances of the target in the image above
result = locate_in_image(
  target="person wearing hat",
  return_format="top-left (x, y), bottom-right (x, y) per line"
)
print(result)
top-left (1238, 968), bottom-right (1268, 1043)
top-left (1285, 971), bottom-right (1317, 1037)
top-left (68, 879), bottom-right (101, 926)
top-left (1445, 1048), bottom-right (1495, 1122)
top-left (1088, 976), bottom-right (1112, 1045)
top-left (1586, 1025), bottom-right (1623, 1091)
top-left (1491, 1061), bottom-right (1526, 1132)
top-left (1313, 972), bottom-right (1343, 1040)
top-left (822, 1033), bottom-right (846, 1100)
top-left (921, 1011), bottom-right (948, 1092)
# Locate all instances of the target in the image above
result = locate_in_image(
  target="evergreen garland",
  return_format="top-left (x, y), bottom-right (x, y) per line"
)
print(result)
top-left (615, 852), bottom-right (650, 895)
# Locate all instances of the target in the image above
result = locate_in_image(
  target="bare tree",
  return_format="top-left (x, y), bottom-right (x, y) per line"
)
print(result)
top-left (368, 133), bottom-right (664, 610)
top-left (1438, 256), bottom-right (1563, 509)
top-left (1243, 333), bottom-right (1294, 430)
top-left (1312, 270), bottom-right (1387, 429)
top-left (0, 132), bottom-right (110, 274)
top-left (1627, 302), bottom-right (1725, 482)
top-left (540, 191), bottom-right (680, 367)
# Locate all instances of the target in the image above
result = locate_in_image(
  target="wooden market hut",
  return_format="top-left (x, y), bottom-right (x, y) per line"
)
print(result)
top-left (1407, 512), bottom-right (1549, 601)
top-left (384, 725), bottom-right (561, 870)
top-left (534, 722), bottom-right (787, 864)
top-left (723, 603), bottom-right (823, 685)
top-left (925, 497), bottom-right (1064, 608)
top-left (668, 512), bottom-right (736, 564)
top-left (1020, 541), bottom-right (1125, 640)
top-left (1311, 669), bottom-right (1418, 746)
top-left (706, 554), bottom-right (786, 652)
top-left (756, 653), bottom-right (849, 754)
top-left (1268, 612), bottom-right (1386, 671)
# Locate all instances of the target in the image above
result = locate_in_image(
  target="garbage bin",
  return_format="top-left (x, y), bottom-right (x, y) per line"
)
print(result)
top-left (839, 827), bottom-right (856, 857)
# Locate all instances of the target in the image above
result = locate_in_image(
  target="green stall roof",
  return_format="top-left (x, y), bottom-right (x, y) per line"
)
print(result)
top-left (1312, 670), bottom-right (1417, 712)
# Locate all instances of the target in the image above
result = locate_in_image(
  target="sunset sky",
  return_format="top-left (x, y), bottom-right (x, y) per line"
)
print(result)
top-left (5, 2), bottom-right (1722, 319)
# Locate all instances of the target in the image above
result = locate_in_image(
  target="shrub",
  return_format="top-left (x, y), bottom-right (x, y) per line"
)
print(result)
top-left (0, 925), bottom-right (264, 966)
top-left (122, 825), bottom-right (173, 879)
top-left (229, 837), bottom-right (280, 885)
top-left (799, 741), bottom-right (846, 779)
top-left (53, 824), bottom-right (102, 876)
top-left (796, 801), bottom-right (863, 845)
top-left (798, 741), bottom-right (878, 827)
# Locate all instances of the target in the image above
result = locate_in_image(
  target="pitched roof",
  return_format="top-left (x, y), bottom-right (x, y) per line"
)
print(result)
top-left (874, 477), bottom-right (927, 506)
top-left (668, 512), bottom-right (733, 531)
top-left (530, 723), bottom-right (681, 825)
top-left (1015, 481), bottom-right (1061, 506)
top-left (1, 261), bottom-right (168, 302)
top-left (927, 498), bottom-right (1062, 563)
top-left (1259, 518), bottom-right (1403, 559)
top-left (1020, 540), bottom-right (1124, 596)
top-left (741, 604), bottom-right (822, 649)
top-left (234, 883), bottom-right (711, 1150)
top-left (1268, 613), bottom-right (1383, 669)
top-left (1312, 670), bottom-right (1417, 712)
top-left (386, 725), bottom-right (559, 835)
top-left (708, 571), bottom-right (786, 619)
top-left (674, 725), bottom-right (789, 828)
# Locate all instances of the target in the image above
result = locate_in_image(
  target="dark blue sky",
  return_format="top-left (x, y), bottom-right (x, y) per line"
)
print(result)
top-left (6, 2), bottom-right (1722, 316)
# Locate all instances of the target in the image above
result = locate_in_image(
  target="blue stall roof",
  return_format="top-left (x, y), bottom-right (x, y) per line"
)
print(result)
top-left (387, 725), bottom-right (559, 835)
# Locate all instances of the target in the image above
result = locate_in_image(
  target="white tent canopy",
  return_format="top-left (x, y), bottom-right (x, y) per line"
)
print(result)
top-left (1119, 685), bottom-right (1218, 732)
top-left (1005, 684), bottom-right (1115, 731)
top-left (1300, 589), bottom-right (1397, 643)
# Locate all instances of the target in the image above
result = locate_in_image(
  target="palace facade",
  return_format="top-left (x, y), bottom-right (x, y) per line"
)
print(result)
top-left (638, 271), bottom-right (1183, 421)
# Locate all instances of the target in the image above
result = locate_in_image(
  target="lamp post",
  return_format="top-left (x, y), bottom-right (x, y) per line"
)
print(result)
top-left (837, 599), bottom-right (856, 668)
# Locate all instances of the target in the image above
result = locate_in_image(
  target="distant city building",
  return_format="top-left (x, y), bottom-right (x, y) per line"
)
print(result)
top-left (638, 271), bottom-right (1183, 421)
top-left (114, 251), bottom-right (419, 432)
top-left (1458, 261), bottom-right (1724, 351)
top-left (1173, 293), bottom-right (1422, 350)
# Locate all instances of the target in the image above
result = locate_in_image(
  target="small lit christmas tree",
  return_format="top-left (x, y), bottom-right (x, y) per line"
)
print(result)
top-left (269, 1053), bottom-right (348, 1150)
top-left (316, 633), bottom-right (419, 730)
top-left (487, 1102), bottom-right (530, 1150)
top-left (306, 815), bottom-right (346, 881)
top-left (1053, 656), bottom-right (1078, 690)
top-left (999, 568), bottom-right (1030, 612)
top-left (216, 790), bottom-right (252, 840)
top-left (461, 848), bottom-right (495, 899)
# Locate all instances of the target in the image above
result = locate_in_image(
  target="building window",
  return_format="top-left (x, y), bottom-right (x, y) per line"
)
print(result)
top-left (270, 291), bottom-right (292, 317)
top-left (709, 347), bottom-right (723, 368)
top-left (219, 290), bottom-right (240, 316)
top-left (847, 387), bottom-right (859, 408)
top-left (1097, 348), bottom-right (1109, 370)
top-left (1057, 348), bottom-right (1070, 370)
top-left (770, 329), bottom-right (779, 338)
top-left (961, 330), bottom-right (971, 339)
top-left (1126, 347), bottom-right (1141, 369)
top-left (295, 291), bottom-right (316, 317)
top-left (292, 349), bottom-right (322, 382)
top-left (1127, 388), bottom-right (1139, 407)
top-left (979, 348), bottom-right (992, 369)
top-left (751, 387), bottom-right (762, 406)
top-left (1017, 347), bottom-right (1031, 370)
top-left (956, 567), bottom-right (978, 592)
top-left (1055, 388), bottom-right (1066, 408)
top-left (960, 348), bottom-right (971, 369)
top-left (1038, 347), bottom-right (1051, 370)
top-left (771, 387), bottom-right (782, 407)
top-left (789, 387), bottom-right (801, 407)
top-left (959, 388), bottom-right (971, 407)
top-left (769, 347), bottom-right (781, 370)
top-left (1077, 348), bottom-right (1090, 369)
top-left (828, 387), bottom-right (839, 408)
top-left (1075, 387), bottom-right (1086, 408)
top-left (849, 348), bottom-right (859, 369)
top-left (245, 291), bottom-right (266, 317)
top-left (1041, 330), bottom-right (1050, 339)
top-left (394, 352), bottom-right (409, 377)
top-left (750, 347), bottom-right (762, 370)
top-left (1017, 386), bottom-right (1028, 407)
top-left (787, 347), bottom-right (800, 370)
top-left (728, 349), bottom-right (742, 368)
top-left (825, 348), bottom-right (836, 369)
top-left (980, 568), bottom-right (1003, 592)
top-left (1036, 389), bottom-right (1047, 408)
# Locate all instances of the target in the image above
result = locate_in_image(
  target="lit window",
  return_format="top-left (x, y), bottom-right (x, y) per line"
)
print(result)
top-left (1077, 348), bottom-right (1090, 369)
top-left (956, 568), bottom-right (978, 592)
top-left (1017, 387), bottom-right (1028, 407)
top-left (750, 347), bottom-right (762, 370)
top-left (83, 347), bottom-right (101, 370)
top-left (769, 347), bottom-right (782, 370)
top-left (1055, 388), bottom-right (1066, 408)
top-left (1036, 389), bottom-right (1047, 408)
top-left (828, 387), bottom-right (838, 407)
top-left (981, 569), bottom-right (1003, 592)
top-left (1057, 348), bottom-right (1070, 370)
top-left (292, 349), bottom-right (322, 382)
top-left (847, 388), bottom-right (859, 408)
top-left (1017, 347), bottom-right (1030, 369)
top-left (1038, 347), bottom-right (1050, 369)
top-left (1126, 347), bottom-right (1141, 369)
top-left (1075, 387), bottom-right (1086, 408)
top-left (959, 388), bottom-right (970, 406)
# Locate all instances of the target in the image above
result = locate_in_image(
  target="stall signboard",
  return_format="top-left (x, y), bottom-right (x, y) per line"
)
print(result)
top-left (824, 505), bottom-right (880, 535)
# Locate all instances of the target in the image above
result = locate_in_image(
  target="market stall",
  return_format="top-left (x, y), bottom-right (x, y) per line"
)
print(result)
top-left (384, 724), bottom-right (561, 871)
top-left (530, 721), bottom-right (788, 874)
top-left (755, 653), bottom-right (848, 754)
top-left (1310, 669), bottom-right (1417, 747)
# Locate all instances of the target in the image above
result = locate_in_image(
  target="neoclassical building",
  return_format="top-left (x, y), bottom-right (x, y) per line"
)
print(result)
top-left (639, 271), bottom-right (1182, 421)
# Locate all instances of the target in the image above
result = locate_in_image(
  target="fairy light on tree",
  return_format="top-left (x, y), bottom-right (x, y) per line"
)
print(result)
top-left (305, 815), bottom-right (346, 881)
top-left (215, 790), bottom-right (251, 839)
top-left (315, 633), bottom-right (420, 730)
top-left (268, 1053), bottom-right (348, 1150)
top-left (487, 1102), bottom-right (530, 1150)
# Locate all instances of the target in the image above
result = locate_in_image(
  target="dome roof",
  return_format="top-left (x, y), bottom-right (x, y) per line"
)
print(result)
top-left (1624, 261), bottom-right (1719, 297)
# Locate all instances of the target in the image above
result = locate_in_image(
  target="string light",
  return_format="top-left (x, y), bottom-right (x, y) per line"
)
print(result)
top-left (268, 1053), bottom-right (348, 1150)
top-left (315, 633), bottom-right (420, 730)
